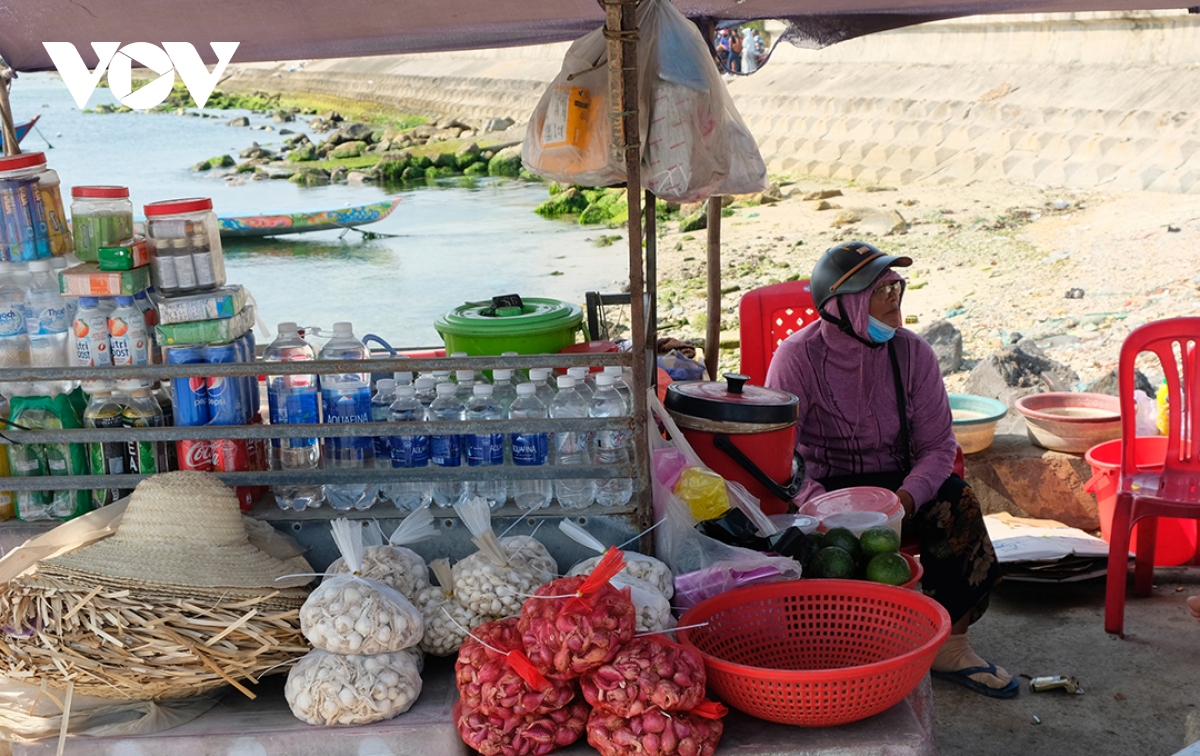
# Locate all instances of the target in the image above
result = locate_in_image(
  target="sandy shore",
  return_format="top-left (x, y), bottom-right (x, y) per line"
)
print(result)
top-left (647, 177), bottom-right (1200, 389)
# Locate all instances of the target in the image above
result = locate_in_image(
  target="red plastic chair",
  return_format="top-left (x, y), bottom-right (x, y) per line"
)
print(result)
top-left (1105, 317), bottom-right (1200, 637)
top-left (738, 279), bottom-right (818, 387)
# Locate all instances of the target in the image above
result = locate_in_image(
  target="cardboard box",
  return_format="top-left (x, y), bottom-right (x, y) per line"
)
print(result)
top-left (97, 237), bottom-right (152, 271)
top-left (155, 285), bottom-right (248, 325)
top-left (59, 263), bottom-right (151, 297)
top-left (155, 304), bottom-right (255, 346)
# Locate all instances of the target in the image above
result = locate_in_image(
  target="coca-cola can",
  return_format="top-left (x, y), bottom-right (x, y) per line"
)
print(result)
top-left (176, 439), bottom-right (214, 472)
top-left (212, 438), bottom-right (255, 512)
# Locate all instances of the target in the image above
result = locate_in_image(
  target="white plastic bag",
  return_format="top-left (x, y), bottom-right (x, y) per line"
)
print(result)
top-left (325, 510), bottom-right (438, 602)
top-left (416, 558), bottom-right (494, 657)
top-left (301, 520), bottom-right (425, 655)
top-left (561, 520), bottom-right (675, 600)
top-left (284, 649), bottom-right (422, 726)
top-left (451, 498), bottom-right (555, 617)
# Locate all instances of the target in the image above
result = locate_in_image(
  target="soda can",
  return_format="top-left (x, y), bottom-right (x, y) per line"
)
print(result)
top-left (248, 412), bottom-right (269, 499)
top-left (235, 332), bottom-right (260, 417)
top-left (165, 346), bottom-right (209, 427)
top-left (176, 438), bottom-right (214, 472)
top-left (204, 342), bottom-right (248, 426)
top-left (86, 404), bottom-right (128, 507)
top-left (212, 437), bottom-right (255, 511)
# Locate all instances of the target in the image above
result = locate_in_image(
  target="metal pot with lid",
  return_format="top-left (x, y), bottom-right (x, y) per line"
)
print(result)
top-left (664, 373), bottom-right (801, 515)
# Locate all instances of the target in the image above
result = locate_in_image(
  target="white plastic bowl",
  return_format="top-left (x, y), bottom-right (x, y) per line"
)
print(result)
top-left (948, 394), bottom-right (1008, 454)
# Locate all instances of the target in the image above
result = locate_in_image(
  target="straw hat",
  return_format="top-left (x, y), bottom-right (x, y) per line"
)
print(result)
top-left (40, 471), bottom-right (313, 593)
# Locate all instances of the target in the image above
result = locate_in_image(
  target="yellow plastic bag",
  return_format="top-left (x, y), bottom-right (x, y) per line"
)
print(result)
top-left (674, 467), bottom-right (730, 521)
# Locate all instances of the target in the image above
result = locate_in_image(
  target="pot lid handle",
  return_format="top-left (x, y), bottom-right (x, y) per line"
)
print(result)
top-left (723, 373), bottom-right (749, 394)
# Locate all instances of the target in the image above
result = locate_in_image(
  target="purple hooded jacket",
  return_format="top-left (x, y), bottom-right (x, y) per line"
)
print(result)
top-left (764, 270), bottom-right (957, 510)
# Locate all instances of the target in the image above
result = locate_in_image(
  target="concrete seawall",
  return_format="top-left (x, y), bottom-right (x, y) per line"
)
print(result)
top-left (224, 11), bottom-right (1200, 194)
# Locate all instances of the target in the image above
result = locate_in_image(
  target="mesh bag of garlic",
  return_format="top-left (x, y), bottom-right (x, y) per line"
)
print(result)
top-left (285, 648), bottom-right (423, 726)
top-left (300, 520), bottom-right (424, 655)
top-left (609, 573), bottom-right (673, 633)
top-left (451, 499), bottom-right (555, 618)
top-left (324, 509), bottom-right (438, 602)
top-left (560, 520), bottom-right (675, 600)
top-left (416, 558), bottom-right (495, 656)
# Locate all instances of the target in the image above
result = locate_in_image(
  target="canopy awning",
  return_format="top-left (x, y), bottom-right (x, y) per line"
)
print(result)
top-left (0, 0), bottom-right (1191, 73)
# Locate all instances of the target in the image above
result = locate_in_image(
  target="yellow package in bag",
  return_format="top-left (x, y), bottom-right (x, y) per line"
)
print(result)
top-left (674, 467), bottom-right (730, 521)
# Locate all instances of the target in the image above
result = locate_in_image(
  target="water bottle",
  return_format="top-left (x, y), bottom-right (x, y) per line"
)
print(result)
top-left (23, 260), bottom-right (71, 396)
top-left (413, 375), bottom-right (437, 408)
top-left (566, 367), bottom-right (594, 403)
top-left (72, 297), bottom-right (112, 367)
top-left (84, 382), bottom-right (129, 508)
top-left (385, 384), bottom-right (431, 510)
top-left (508, 383), bottom-right (551, 510)
top-left (371, 378), bottom-right (397, 467)
top-left (263, 322), bottom-right (322, 511)
top-left (429, 382), bottom-right (466, 507)
top-left (394, 370), bottom-right (413, 387)
top-left (48, 257), bottom-right (78, 325)
top-left (454, 369), bottom-right (479, 400)
top-left (529, 367), bottom-right (556, 408)
top-left (133, 289), bottom-right (159, 362)
top-left (466, 383), bottom-right (506, 508)
top-left (318, 322), bottom-right (374, 511)
top-left (490, 368), bottom-right (518, 414)
top-left (549, 374), bottom-right (594, 509)
top-left (590, 373), bottom-right (634, 507)
top-left (117, 379), bottom-right (167, 476)
top-left (603, 365), bottom-right (634, 413)
top-left (501, 351), bottom-right (527, 383)
top-left (107, 295), bottom-right (150, 367)
top-left (0, 263), bottom-right (31, 398)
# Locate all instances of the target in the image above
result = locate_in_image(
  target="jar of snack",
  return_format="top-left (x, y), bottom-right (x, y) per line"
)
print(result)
top-left (0, 152), bottom-right (72, 261)
top-left (143, 198), bottom-right (227, 296)
top-left (71, 186), bottom-right (135, 262)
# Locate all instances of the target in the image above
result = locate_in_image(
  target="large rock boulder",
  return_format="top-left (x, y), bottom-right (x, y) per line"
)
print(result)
top-left (329, 140), bottom-right (368, 159)
top-left (964, 434), bottom-right (1100, 531)
top-left (1083, 366), bottom-right (1155, 397)
top-left (963, 338), bottom-right (1079, 434)
top-left (487, 145), bottom-right (522, 178)
top-left (918, 319), bottom-right (963, 375)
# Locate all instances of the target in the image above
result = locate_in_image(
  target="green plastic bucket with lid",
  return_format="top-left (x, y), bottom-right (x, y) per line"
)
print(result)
top-left (434, 297), bottom-right (584, 356)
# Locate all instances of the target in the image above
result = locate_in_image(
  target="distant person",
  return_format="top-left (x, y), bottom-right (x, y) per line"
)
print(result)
top-left (729, 29), bottom-right (742, 73)
top-left (766, 241), bottom-right (1018, 699)
top-left (714, 29), bottom-right (732, 72)
top-left (741, 28), bottom-right (760, 74)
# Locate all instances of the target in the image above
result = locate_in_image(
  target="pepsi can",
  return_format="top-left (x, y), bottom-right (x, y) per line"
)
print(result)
top-left (165, 346), bottom-right (209, 427)
top-left (204, 342), bottom-right (249, 426)
top-left (237, 332), bottom-right (261, 416)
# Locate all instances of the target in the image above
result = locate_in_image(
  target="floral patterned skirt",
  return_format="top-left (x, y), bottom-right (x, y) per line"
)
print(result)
top-left (817, 473), bottom-right (1001, 626)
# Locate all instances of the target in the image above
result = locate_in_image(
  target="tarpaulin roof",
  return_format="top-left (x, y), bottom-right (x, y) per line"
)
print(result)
top-left (0, 0), bottom-right (1190, 73)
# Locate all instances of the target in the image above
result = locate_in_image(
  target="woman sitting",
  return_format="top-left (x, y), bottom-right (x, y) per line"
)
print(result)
top-left (766, 240), bottom-right (1017, 699)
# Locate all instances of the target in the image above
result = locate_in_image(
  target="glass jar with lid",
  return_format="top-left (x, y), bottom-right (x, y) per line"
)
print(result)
top-left (143, 197), bottom-right (227, 296)
top-left (71, 186), bottom-right (134, 262)
top-left (0, 152), bottom-right (72, 261)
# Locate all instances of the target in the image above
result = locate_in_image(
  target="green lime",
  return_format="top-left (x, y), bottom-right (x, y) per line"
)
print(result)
top-left (806, 531), bottom-right (825, 551)
top-left (865, 552), bottom-right (913, 586)
top-left (860, 526), bottom-right (901, 558)
top-left (808, 546), bottom-right (857, 579)
top-left (822, 527), bottom-right (862, 562)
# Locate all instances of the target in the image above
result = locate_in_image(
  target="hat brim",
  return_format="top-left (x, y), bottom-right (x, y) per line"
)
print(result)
top-left (831, 253), bottom-right (912, 297)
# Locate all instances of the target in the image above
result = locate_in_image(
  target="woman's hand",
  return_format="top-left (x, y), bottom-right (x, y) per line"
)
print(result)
top-left (898, 489), bottom-right (916, 519)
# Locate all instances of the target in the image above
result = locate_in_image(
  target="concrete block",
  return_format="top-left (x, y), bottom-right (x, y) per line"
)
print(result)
top-left (964, 433), bottom-right (1100, 531)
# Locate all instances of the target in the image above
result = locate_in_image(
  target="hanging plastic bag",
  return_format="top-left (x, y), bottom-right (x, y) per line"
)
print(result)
top-left (451, 498), bottom-right (556, 617)
top-left (561, 520), bottom-right (674, 600)
top-left (300, 519), bottom-right (425, 655)
top-left (638, 0), bottom-right (767, 202)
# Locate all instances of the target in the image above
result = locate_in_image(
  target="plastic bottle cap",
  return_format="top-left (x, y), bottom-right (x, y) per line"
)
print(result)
top-left (394, 371), bottom-right (413, 384)
top-left (332, 321), bottom-right (353, 335)
top-left (596, 373), bottom-right (615, 387)
top-left (530, 368), bottom-right (549, 380)
top-left (556, 375), bottom-right (575, 389)
top-left (604, 366), bottom-right (623, 376)
top-left (415, 377), bottom-right (435, 389)
top-left (114, 295), bottom-right (136, 306)
top-left (396, 385), bottom-right (416, 397)
top-left (450, 352), bottom-right (468, 358)
top-left (277, 321), bottom-right (299, 334)
top-left (72, 185), bottom-right (130, 199)
top-left (436, 382), bottom-right (457, 395)
top-left (493, 368), bottom-right (512, 380)
top-left (567, 367), bottom-right (587, 378)
top-left (27, 260), bottom-right (50, 273)
top-left (376, 379), bottom-right (395, 392)
top-left (143, 197), bottom-right (213, 216)
top-left (79, 296), bottom-right (99, 308)
top-left (48, 258), bottom-right (67, 270)
top-left (116, 379), bottom-right (150, 391)
top-left (456, 370), bottom-right (474, 381)
top-left (473, 384), bottom-right (493, 396)
top-left (516, 383), bottom-right (535, 395)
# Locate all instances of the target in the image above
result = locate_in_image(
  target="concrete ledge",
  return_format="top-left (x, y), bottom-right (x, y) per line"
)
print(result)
top-left (964, 433), bottom-right (1100, 531)
top-left (12, 660), bottom-right (937, 756)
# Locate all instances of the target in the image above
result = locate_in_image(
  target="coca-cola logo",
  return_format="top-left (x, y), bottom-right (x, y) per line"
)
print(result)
top-left (184, 442), bottom-right (213, 468)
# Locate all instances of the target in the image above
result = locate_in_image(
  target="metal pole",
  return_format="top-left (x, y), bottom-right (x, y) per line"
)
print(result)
top-left (605, 0), bottom-right (651, 529)
top-left (705, 195), bottom-right (722, 380)
top-left (645, 188), bottom-right (657, 385)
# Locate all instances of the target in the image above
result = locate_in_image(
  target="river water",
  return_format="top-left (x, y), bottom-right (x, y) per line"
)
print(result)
top-left (8, 73), bottom-right (628, 347)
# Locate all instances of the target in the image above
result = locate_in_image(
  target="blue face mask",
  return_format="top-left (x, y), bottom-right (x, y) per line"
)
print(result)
top-left (868, 316), bottom-right (897, 343)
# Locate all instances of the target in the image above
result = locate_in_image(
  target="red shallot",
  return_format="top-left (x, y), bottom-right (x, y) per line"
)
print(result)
top-left (456, 618), bottom-right (577, 718)
top-left (454, 698), bottom-right (589, 756)
top-left (581, 635), bottom-right (705, 717)
top-left (586, 701), bottom-right (727, 756)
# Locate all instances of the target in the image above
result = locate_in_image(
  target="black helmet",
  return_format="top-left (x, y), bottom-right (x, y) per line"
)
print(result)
top-left (811, 241), bottom-right (912, 313)
top-left (811, 241), bottom-right (911, 346)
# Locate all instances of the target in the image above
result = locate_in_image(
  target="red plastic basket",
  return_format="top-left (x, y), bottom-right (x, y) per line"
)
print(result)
top-left (678, 579), bottom-right (950, 727)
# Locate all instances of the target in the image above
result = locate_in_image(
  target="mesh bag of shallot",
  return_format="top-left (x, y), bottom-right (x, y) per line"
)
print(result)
top-left (324, 509), bottom-right (437, 602)
top-left (518, 547), bottom-right (637, 680)
top-left (455, 617), bottom-right (577, 718)
top-left (284, 648), bottom-right (423, 726)
top-left (454, 697), bottom-right (590, 756)
top-left (586, 701), bottom-right (727, 756)
top-left (581, 634), bottom-right (705, 717)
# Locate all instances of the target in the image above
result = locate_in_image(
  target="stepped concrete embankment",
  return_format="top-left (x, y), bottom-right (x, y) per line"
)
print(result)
top-left (224, 11), bottom-right (1200, 193)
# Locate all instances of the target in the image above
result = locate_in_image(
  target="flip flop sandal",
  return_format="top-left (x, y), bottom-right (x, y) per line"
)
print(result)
top-left (931, 662), bottom-right (1020, 699)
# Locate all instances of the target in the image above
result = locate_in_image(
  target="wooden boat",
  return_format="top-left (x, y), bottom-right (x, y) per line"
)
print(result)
top-left (0, 116), bottom-right (40, 150)
top-left (218, 198), bottom-right (401, 239)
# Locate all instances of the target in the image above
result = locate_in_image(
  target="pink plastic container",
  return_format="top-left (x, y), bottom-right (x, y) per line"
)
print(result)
top-left (1084, 436), bottom-right (1197, 566)
top-left (800, 487), bottom-right (904, 538)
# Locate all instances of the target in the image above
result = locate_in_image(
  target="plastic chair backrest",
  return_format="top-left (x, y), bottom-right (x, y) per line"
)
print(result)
top-left (738, 279), bottom-right (818, 386)
top-left (1118, 317), bottom-right (1200, 478)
